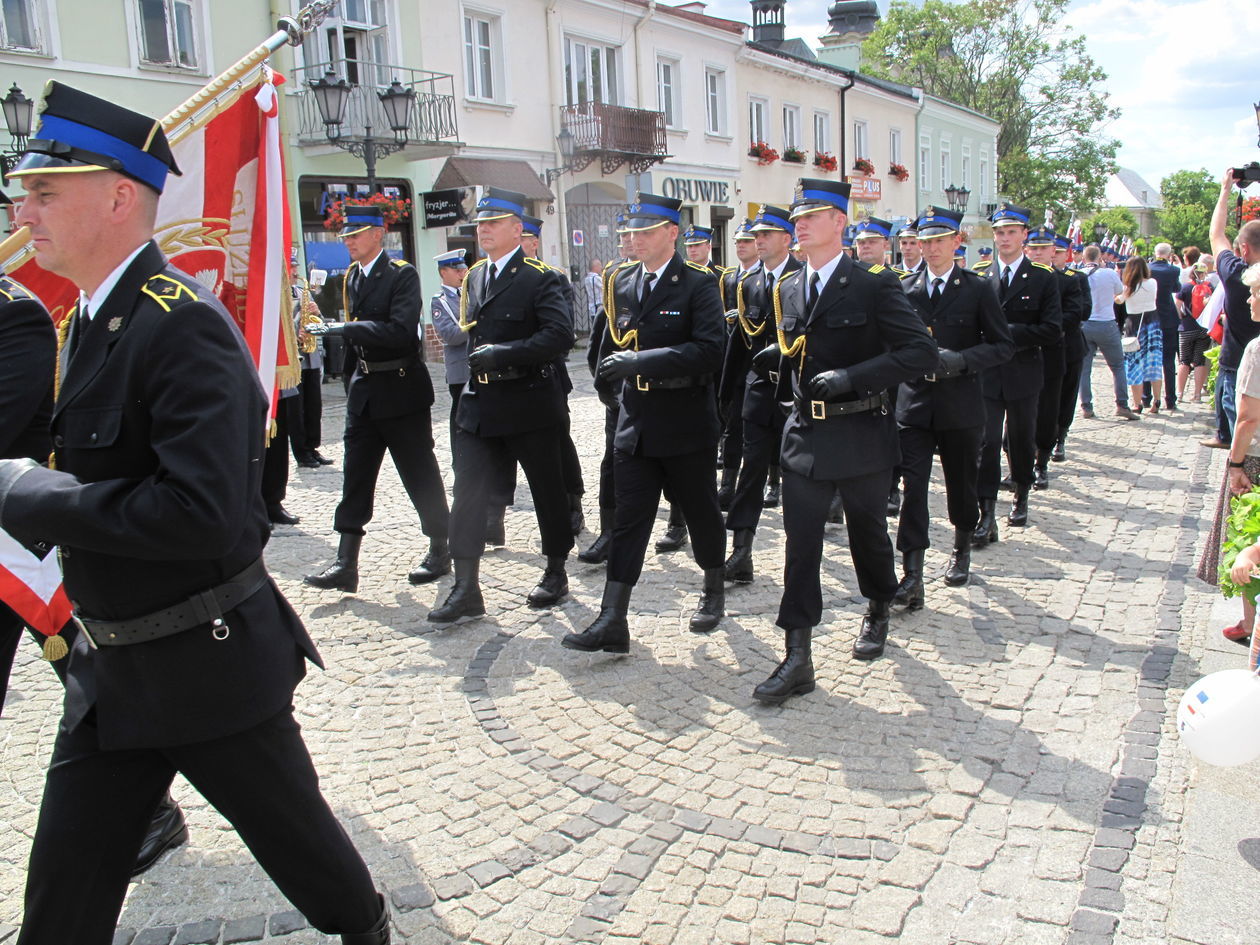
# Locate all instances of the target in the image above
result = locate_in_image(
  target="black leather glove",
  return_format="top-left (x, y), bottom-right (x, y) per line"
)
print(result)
top-left (468, 344), bottom-right (510, 374)
top-left (751, 344), bottom-right (782, 381)
top-left (936, 349), bottom-right (967, 377)
top-left (807, 368), bottom-right (853, 400)
top-left (598, 351), bottom-right (640, 381)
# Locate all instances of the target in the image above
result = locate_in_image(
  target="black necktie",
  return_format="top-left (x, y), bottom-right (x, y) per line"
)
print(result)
top-left (485, 263), bottom-right (497, 293)
top-left (641, 272), bottom-right (656, 301)
top-left (807, 271), bottom-right (821, 312)
top-left (1001, 265), bottom-right (1013, 293)
top-left (765, 270), bottom-right (776, 294)
top-left (350, 266), bottom-right (364, 299)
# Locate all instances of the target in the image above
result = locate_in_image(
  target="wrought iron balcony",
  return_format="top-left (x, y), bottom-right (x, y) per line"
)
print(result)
top-left (560, 102), bottom-right (669, 175)
top-left (291, 59), bottom-right (460, 161)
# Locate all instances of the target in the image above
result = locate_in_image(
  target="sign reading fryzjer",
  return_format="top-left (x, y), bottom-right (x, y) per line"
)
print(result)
top-left (845, 176), bottom-right (882, 202)
top-left (422, 189), bottom-right (465, 228)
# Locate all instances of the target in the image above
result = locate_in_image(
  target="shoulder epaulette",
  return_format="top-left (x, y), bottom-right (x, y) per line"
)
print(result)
top-left (974, 261), bottom-right (993, 270)
top-left (867, 264), bottom-right (886, 274)
top-left (685, 260), bottom-right (716, 275)
top-left (142, 273), bottom-right (200, 312)
top-left (390, 258), bottom-right (410, 268)
top-left (522, 256), bottom-right (549, 273)
top-left (0, 275), bottom-right (32, 302)
top-left (1032, 262), bottom-right (1054, 272)
top-left (890, 265), bottom-right (909, 277)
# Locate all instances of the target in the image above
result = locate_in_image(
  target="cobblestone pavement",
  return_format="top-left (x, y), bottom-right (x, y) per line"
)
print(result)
top-left (0, 355), bottom-right (1248, 944)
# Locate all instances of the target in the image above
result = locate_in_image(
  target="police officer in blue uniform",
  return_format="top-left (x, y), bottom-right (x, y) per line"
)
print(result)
top-left (0, 81), bottom-right (389, 945)
top-left (562, 194), bottom-right (727, 652)
top-left (430, 248), bottom-right (471, 432)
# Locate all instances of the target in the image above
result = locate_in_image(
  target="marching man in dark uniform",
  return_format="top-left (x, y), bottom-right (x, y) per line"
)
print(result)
top-left (716, 219), bottom-right (760, 509)
top-left (751, 179), bottom-right (936, 704)
top-left (0, 82), bottom-right (389, 945)
top-left (428, 187), bottom-right (575, 623)
top-left (684, 223), bottom-right (723, 276)
top-left (895, 221), bottom-right (923, 276)
top-left (561, 193), bottom-right (727, 653)
top-left (1052, 233), bottom-right (1089, 461)
top-left (971, 204), bottom-right (1062, 540)
top-left (853, 216), bottom-right (894, 268)
top-left (893, 208), bottom-right (1013, 608)
top-left (304, 204), bottom-right (451, 593)
top-left (722, 205), bottom-right (801, 583)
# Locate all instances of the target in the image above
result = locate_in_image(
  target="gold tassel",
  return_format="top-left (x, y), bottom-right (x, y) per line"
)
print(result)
top-left (41, 633), bottom-right (69, 661)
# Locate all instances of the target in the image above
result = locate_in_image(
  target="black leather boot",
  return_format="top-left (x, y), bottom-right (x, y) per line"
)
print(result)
top-left (1008, 484), bottom-right (1030, 527)
top-left (689, 568), bottom-right (725, 633)
top-left (304, 533), bottom-right (362, 592)
top-left (944, 528), bottom-right (971, 586)
top-left (341, 893), bottom-right (390, 945)
top-left (853, 599), bottom-right (891, 661)
top-left (1033, 451), bottom-right (1050, 490)
top-left (724, 528), bottom-right (755, 584)
top-left (562, 581), bottom-right (632, 653)
top-left (527, 555), bottom-right (569, 607)
top-left (753, 627), bottom-right (815, 704)
top-left (886, 480), bottom-right (901, 517)
top-left (577, 507), bottom-right (615, 564)
top-left (717, 466), bottom-right (737, 511)
top-left (971, 499), bottom-right (998, 548)
top-left (569, 494), bottom-right (585, 536)
top-left (827, 492), bottom-right (844, 524)
top-left (485, 506), bottom-right (506, 549)
top-left (891, 549), bottom-right (925, 611)
top-left (131, 794), bottom-right (188, 876)
top-left (1051, 435), bottom-right (1066, 462)
top-left (763, 465), bottom-right (781, 508)
top-left (427, 558), bottom-right (485, 623)
top-left (655, 506), bottom-right (688, 552)
top-left (267, 503), bottom-right (300, 525)
top-left (407, 537), bottom-right (451, 585)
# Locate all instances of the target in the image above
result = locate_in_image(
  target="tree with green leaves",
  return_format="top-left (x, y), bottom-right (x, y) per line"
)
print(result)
top-left (1086, 207), bottom-right (1138, 241)
top-left (861, 0), bottom-right (1119, 212)
top-left (1154, 168), bottom-right (1216, 250)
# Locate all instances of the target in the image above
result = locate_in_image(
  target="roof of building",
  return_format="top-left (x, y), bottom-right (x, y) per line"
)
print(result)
top-left (1106, 167), bottom-right (1163, 210)
top-left (746, 40), bottom-right (918, 101)
top-left (624, 0), bottom-right (746, 35)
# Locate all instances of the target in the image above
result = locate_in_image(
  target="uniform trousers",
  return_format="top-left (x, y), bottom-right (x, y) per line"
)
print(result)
top-left (483, 414), bottom-right (584, 507)
top-left (260, 400), bottom-right (293, 508)
top-left (896, 424), bottom-right (984, 552)
top-left (778, 468), bottom-right (898, 630)
top-left (1056, 354), bottom-right (1086, 440)
top-left (288, 367), bottom-right (323, 459)
top-left (334, 408), bottom-right (449, 540)
top-left (449, 424), bottom-right (573, 559)
top-left (720, 389), bottom-right (744, 472)
top-left (725, 412), bottom-right (784, 532)
top-left (17, 707), bottom-right (379, 945)
top-left (607, 446), bottom-right (725, 585)
top-left (597, 403), bottom-right (619, 511)
top-left (978, 394), bottom-right (1038, 498)
top-left (1035, 351), bottom-right (1066, 453)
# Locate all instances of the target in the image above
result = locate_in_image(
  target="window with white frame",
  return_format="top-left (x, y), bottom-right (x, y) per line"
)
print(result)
top-left (657, 58), bottom-right (680, 127)
top-left (304, 2), bottom-right (394, 85)
top-left (889, 128), bottom-right (902, 166)
top-left (918, 135), bottom-right (930, 191)
top-left (961, 144), bottom-right (971, 191)
top-left (137, 0), bottom-right (200, 70)
top-left (461, 10), bottom-right (500, 102)
top-left (852, 119), bottom-right (869, 160)
top-left (748, 96), bottom-right (768, 145)
top-left (565, 36), bottom-right (620, 106)
top-left (783, 104), bottom-right (801, 150)
top-left (0, 0), bottom-right (43, 52)
top-left (980, 157), bottom-right (990, 197)
top-left (705, 67), bottom-right (726, 135)
top-left (940, 144), bottom-right (951, 192)
top-left (813, 111), bottom-right (830, 154)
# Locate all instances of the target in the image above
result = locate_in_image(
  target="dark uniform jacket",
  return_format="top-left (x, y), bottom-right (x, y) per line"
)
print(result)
top-left (457, 246), bottom-right (574, 438)
top-left (722, 257), bottom-right (803, 426)
top-left (775, 255), bottom-right (937, 480)
top-left (897, 265), bottom-right (1014, 431)
top-left (973, 256), bottom-right (1063, 401)
top-left (588, 258), bottom-right (626, 406)
top-left (0, 276), bottom-right (54, 462)
top-left (608, 255), bottom-right (725, 456)
top-left (1056, 267), bottom-right (1088, 363)
top-left (342, 254), bottom-right (435, 420)
top-left (0, 242), bottom-right (319, 751)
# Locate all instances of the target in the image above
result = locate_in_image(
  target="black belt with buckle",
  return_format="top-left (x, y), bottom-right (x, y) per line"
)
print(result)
top-left (476, 365), bottom-right (532, 383)
top-left (634, 373), bottom-right (713, 391)
top-left (74, 558), bottom-right (270, 648)
top-left (358, 356), bottom-right (416, 375)
top-left (795, 392), bottom-right (888, 420)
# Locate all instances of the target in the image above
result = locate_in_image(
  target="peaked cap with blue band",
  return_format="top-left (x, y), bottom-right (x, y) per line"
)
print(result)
top-left (989, 202), bottom-right (1032, 227)
top-left (978, 246), bottom-right (993, 257)
top-left (733, 218), bottom-right (755, 240)
top-left (750, 205), bottom-right (794, 237)
top-left (341, 204), bottom-right (385, 237)
top-left (615, 212), bottom-right (628, 234)
top-left (914, 206), bottom-right (962, 240)
top-left (623, 193), bottom-right (682, 232)
top-left (897, 220), bottom-right (919, 239)
top-left (1054, 234), bottom-right (1072, 251)
top-left (853, 216), bottom-right (893, 240)
top-left (10, 81), bottom-right (181, 194)
top-left (521, 214), bottom-right (543, 238)
top-left (842, 225), bottom-right (855, 248)
top-left (683, 224), bottom-right (714, 245)
top-left (789, 178), bottom-right (850, 220)
top-left (1024, 225), bottom-right (1056, 247)
top-left (474, 186), bottom-right (527, 222)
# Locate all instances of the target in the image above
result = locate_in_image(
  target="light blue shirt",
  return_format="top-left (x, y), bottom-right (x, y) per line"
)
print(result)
top-left (1085, 265), bottom-right (1124, 321)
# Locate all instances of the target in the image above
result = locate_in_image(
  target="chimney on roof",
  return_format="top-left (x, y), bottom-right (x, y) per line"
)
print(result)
top-left (750, 0), bottom-right (786, 46)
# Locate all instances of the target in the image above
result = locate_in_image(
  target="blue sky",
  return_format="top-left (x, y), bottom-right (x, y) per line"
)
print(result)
top-left (700, 0), bottom-right (1260, 196)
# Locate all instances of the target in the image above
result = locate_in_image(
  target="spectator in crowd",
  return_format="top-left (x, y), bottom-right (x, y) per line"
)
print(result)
top-left (1077, 244), bottom-right (1139, 420)
top-left (1181, 246), bottom-right (1201, 284)
top-left (582, 258), bottom-right (602, 336)
top-left (1147, 243), bottom-right (1182, 411)
top-left (1117, 257), bottom-right (1162, 413)
top-left (1176, 260), bottom-right (1213, 403)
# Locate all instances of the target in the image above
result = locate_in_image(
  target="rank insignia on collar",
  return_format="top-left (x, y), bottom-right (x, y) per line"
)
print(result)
top-left (953, 279), bottom-right (961, 285)
top-left (108, 317), bottom-right (123, 332)
top-left (671, 274), bottom-right (679, 282)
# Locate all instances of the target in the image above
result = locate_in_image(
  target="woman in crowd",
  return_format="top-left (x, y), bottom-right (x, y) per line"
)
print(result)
top-left (1176, 260), bottom-right (1213, 403)
top-left (1117, 257), bottom-right (1162, 413)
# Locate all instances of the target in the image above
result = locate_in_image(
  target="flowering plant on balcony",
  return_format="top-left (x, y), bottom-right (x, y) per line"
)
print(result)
top-left (813, 151), bottom-right (838, 172)
top-left (748, 140), bottom-right (779, 165)
top-left (783, 146), bottom-right (807, 164)
top-left (323, 193), bottom-right (413, 231)
top-left (852, 157), bottom-right (876, 176)
top-left (888, 162), bottom-right (910, 182)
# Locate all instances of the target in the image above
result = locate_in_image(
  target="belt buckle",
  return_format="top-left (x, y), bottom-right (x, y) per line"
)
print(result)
top-left (636, 375), bottom-right (650, 392)
top-left (477, 372), bottom-right (489, 384)
top-left (925, 372), bottom-right (937, 382)
top-left (72, 613), bottom-right (97, 649)
top-left (810, 400), bottom-right (826, 421)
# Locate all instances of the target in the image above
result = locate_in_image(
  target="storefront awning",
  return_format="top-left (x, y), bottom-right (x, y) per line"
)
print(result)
top-left (432, 157), bottom-right (554, 202)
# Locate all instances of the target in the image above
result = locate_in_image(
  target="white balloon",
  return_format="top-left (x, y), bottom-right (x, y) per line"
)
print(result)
top-left (1177, 669), bottom-right (1260, 767)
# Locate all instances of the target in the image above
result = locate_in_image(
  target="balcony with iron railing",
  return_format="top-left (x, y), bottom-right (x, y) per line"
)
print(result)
top-left (560, 101), bottom-right (669, 176)
top-left (291, 59), bottom-right (460, 161)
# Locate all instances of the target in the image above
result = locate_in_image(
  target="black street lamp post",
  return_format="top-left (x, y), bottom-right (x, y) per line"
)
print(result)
top-left (0, 82), bottom-right (33, 182)
top-left (945, 183), bottom-right (971, 214)
top-left (543, 127), bottom-right (577, 187)
top-left (309, 72), bottom-right (415, 193)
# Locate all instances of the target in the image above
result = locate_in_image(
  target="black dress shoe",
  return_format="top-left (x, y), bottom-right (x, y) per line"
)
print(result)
top-left (267, 504), bottom-right (300, 525)
top-left (304, 534), bottom-right (362, 592)
top-left (296, 453), bottom-right (321, 469)
top-left (891, 550), bottom-right (924, 611)
top-left (312, 450), bottom-right (335, 466)
top-left (753, 627), bottom-right (814, 704)
top-left (562, 582), bottom-right (631, 653)
top-left (971, 499), bottom-right (998, 548)
top-left (1051, 437), bottom-right (1066, 462)
top-left (724, 529), bottom-right (755, 584)
top-left (527, 556), bottom-right (569, 607)
top-left (408, 540), bottom-right (451, 585)
top-left (944, 529), bottom-right (971, 586)
top-left (428, 559), bottom-right (485, 623)
top-left (1008, 484), bottom-right (1030, 527)
top-left (132, 794), bottom-right (188, 876)
top-left (655, 523), bottom-right (688, 552)
top-left (688, 568), bottom-right (725, 633)
top-left (853, 600), bottom-right (891, 661)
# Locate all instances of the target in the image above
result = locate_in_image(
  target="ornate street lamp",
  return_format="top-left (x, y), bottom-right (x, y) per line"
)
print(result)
top-left (945, 184), bottom-right (971, 213)
top-left (544, 127), bottom-right (577, 186)
top-left (308, 72), bottom-right (413, 192)
top-left (0, 82), bottom-right (33, 182)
